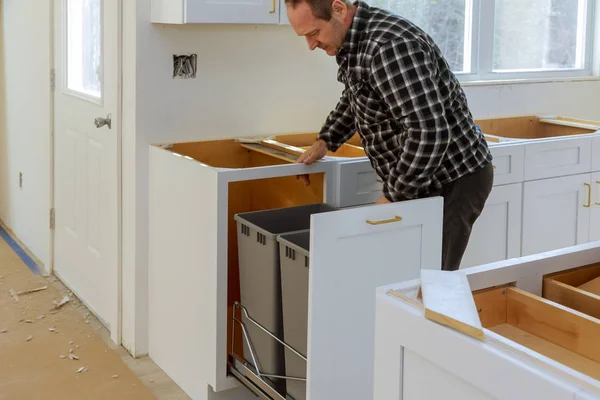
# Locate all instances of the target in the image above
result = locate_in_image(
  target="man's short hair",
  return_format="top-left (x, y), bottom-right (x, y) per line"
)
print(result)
top-left (285, 0), bottom-right (350, 21)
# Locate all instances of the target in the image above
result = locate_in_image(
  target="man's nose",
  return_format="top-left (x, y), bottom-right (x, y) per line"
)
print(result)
top-left (306, 37), bottom-right (319, 51)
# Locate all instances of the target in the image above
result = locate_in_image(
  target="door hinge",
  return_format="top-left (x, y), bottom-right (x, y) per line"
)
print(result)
top-left (50, 208), bottom-right (55, 230)
top-left (50, 68), bottom-right (56, 92)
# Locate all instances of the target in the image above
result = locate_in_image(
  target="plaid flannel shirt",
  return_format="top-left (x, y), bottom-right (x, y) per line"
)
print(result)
top-left (318, 1), bottom-right (493, 201)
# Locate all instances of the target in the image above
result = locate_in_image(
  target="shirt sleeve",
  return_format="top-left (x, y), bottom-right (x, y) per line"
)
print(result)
top-left (370, 39), bottom-right (452, 201)
top-left (317, 88), bottom-right (357, 152)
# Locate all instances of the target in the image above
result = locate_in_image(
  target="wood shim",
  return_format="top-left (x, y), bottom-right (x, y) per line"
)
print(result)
top-left (420, 269), bottom-right (484, 341)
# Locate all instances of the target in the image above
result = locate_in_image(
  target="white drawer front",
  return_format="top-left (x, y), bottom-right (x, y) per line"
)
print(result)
top-left (523, 137), bottom-right (592, 181)
top-left (337, 160), bottom-right (382, 207)
top-left (489, 144), bottom-right (525, 186)
top-left (592, 136), bottom-right (600, 172)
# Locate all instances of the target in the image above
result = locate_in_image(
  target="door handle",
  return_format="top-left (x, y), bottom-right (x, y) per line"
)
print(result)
top-left (366, 215), bottom-right (402, 225)
top-left (94, 113), bottom-right (112, 129)
top-left (584, 183), bottom-right (591, 208)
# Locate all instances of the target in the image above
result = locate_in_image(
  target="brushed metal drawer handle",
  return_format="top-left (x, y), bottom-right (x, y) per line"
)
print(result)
top-left (584, 183), bottom-right (591, 208)
top-left (366, 216), bottom-right (402, 225)
top-left (269, 0), bottom-right (276, 13)
top-left (377, 179), bottom-right (383, 183)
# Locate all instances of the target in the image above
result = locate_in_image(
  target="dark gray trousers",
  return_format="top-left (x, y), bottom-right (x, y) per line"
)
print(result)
top-left (430, 162), bottom-right (494, 271)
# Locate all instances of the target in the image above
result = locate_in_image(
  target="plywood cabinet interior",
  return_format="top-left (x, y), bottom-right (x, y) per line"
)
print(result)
top-left (374, 242), bottom-right (600, 399)
top-left (148, 133), bottom-right (444, 400)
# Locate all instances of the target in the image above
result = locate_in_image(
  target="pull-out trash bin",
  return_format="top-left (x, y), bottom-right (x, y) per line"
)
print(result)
top-left (277, 230), bottom-right (311, 400)
top-left (234, 203), bottom-right (337, 394)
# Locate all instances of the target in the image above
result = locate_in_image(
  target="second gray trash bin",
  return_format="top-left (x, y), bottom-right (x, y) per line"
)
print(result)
top-left (234, 203), bottom-right (336, 395)
top-left (277, 230), bottom-right (311, 400)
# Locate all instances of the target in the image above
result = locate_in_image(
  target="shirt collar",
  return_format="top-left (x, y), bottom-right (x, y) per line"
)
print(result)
top-left (336, 1), bottom-right (369, 61)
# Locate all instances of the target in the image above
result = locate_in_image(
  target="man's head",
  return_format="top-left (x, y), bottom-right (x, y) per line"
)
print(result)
top-left (285, 0), bottom-right (356, 56)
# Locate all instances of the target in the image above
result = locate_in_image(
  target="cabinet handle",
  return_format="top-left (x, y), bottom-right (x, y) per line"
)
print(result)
top-left (493, 165), bottom-right (497, 169)
top-left (584, 183), bottom-right (591, 208)
top-left (376, 179), bottom-right (383, 183)
top-left (366, 215), bottom-right (402, 225)
top-left (269, 0), bottom-right (276, 13)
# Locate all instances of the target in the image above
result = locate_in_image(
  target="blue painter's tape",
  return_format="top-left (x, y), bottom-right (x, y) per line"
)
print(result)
top-left (0, 225), bottom-right (42, 275)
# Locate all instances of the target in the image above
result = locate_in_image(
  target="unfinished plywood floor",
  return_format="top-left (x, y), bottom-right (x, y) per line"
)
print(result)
top-left (0, 225), bottom-right (191, 400)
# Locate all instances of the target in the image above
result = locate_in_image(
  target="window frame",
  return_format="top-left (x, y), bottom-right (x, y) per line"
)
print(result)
top-left (459, 0), bottom-right (598, 83)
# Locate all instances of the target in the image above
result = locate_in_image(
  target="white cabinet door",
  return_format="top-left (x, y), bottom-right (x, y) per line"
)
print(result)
top-left (151, 0), bottom-right (280, 24)
top-left (589, 172), bottom-right (600, 242)
top-left (460, 183), bottom-right (523, 269)
top-left (307, 196), bottom-right (443, 400)
top-left (279, 0), bottom-right (289, 24)
top-left (522, 173), bottom-right (591, 256)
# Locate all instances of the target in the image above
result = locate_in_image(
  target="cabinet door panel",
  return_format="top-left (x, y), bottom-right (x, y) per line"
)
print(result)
top-left (307, 197), bottom-right (443, 400)
top-left (522, 174), bottom-right (591, 256)
top-left (460, 183), bottom-right (523, 269)
top-left (589, 172), bottom-right (600, 242)
top-left (186, 0), bottom-right (279, 23)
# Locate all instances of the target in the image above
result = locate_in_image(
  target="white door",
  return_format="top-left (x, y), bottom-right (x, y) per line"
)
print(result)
top-left (522, 174), bottom-right (591, 257)
top-left (53, 0), bottom-right (120, 343)
top-left (460, 183), bottom-right (523, 269)
top-left (589, 172), bottom-right (600, 242)
top-left (307, 196), bottom-right (443, 400)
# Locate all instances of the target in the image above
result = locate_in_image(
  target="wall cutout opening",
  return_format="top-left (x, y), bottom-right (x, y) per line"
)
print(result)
top-left (173, 54), bottom-right (197, 79)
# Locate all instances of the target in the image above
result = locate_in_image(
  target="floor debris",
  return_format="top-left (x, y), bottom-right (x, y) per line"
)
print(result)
top-left (16, 286), bottom-right (48, 296)
top-left (25, 336), bottom-right (32, 341)
top-left (51, 296), bottom-right (70, 311)
top-left (76, 366), bottom-right (87, 373)
top-left (68, 354), bottom-right (79, 360)
top-left (60, 355), bottom-right (66, 359)
top-left (0, 329), bottom-right (7, 333)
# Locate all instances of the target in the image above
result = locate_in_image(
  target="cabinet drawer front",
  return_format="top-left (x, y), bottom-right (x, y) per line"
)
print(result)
top-left (337, 160), bottom-right (382, 207)
top-left (592, 136), bottom-right (600, 172)
top-left (489, 145), bottom-right (525, 186)
top-left (523, 138), bottom-right (592, 181)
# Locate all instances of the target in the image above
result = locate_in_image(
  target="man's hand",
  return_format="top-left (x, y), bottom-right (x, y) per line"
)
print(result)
top-left (296, 139), bottom-right (328, 186)
top-left (375, 194), bottom-right (391, 205)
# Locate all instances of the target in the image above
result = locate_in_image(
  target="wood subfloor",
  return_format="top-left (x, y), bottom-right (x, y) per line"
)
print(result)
top-left (0, 225), bottom-right (191, 400)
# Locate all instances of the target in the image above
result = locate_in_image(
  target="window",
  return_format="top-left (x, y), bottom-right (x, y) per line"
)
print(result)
top-left (368, 0), bottom-right (596, 82)
top-left (67, 0), bottom-right (102, 99)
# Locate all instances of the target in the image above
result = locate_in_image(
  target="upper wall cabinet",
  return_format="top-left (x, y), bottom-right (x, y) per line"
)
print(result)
top-left (151, 0), bottom-right (282, 24)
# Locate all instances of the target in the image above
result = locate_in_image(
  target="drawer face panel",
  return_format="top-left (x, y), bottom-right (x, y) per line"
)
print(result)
top-left (592, 135), bottom-right (600, 172)
top-left (337, 160), bottom-right (382, 207)
top-left (489, 144), bottom-right (525, 186)
top-left (523, 137), bottom-right (592, 181)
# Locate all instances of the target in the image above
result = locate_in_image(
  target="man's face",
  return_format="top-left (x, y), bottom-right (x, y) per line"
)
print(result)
top-left (287, 0), bottom-right (349, 56)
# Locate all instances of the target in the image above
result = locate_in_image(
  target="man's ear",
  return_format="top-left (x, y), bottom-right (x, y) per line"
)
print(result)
top-left (331, 0), bottom-right (347, 17)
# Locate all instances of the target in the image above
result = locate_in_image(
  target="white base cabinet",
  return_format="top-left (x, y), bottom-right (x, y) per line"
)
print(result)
top-left (148, 136), bottom-right (443, 400)
top-left (374, 242), bottom-right (600, 399)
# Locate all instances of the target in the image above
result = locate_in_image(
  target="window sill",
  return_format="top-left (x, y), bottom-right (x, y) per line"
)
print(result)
top-left (460, 75), bottom-right (600, 88)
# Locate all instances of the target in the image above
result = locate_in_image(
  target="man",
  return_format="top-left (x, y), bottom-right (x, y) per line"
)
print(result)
top-left (287, 0), bottom-right (494, 271)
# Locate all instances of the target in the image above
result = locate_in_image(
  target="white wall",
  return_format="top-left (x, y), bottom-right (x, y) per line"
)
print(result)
top-left (123, 0), bottom-right (600, 356)
top-left (0, 0), bottom-right (52, 271)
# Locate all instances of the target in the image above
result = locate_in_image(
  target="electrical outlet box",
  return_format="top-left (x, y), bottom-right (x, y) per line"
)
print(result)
top-left (173, 54), bottom-right (197, 79)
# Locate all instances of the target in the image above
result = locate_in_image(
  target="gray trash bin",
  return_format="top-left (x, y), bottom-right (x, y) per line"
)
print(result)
top-left (234, 203), bottom-right (336, 394)
top-left (277, 230), bottom-right (310, 400)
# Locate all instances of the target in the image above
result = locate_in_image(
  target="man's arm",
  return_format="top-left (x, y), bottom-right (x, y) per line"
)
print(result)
top-left (317, 88), bottom-right (357, 152)
top-left (370, 39), bottom-right (452, 201)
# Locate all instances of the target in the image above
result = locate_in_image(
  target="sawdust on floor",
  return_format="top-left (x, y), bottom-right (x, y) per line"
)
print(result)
top-left (0, 234), bottom-right (157, 400)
